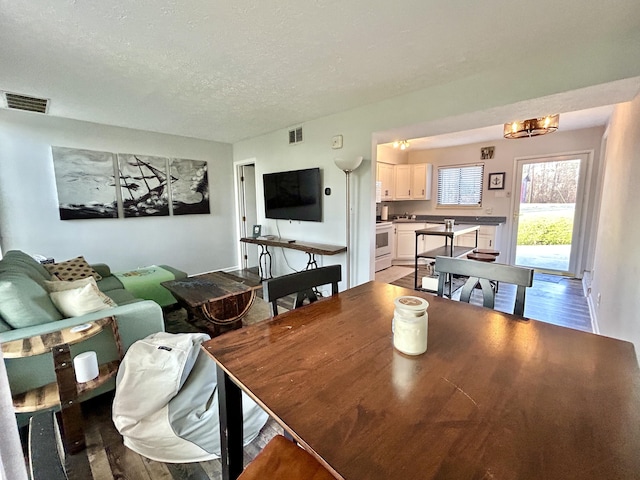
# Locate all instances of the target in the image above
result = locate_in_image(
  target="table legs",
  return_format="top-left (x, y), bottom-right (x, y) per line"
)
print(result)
top-left (216, 365), bottom-right (244, 480)
top-left (258, 245), bottom-right (273, 281)
top-left (53, 344), bottom-right (85, 454)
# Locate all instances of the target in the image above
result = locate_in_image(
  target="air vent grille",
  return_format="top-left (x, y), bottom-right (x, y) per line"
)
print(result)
top-left (3, 92), bottom-right (49, 114)
top-left (288, 126), bottom-right (303, 145)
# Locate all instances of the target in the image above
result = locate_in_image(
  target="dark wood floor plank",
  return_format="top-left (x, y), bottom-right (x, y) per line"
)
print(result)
top-left (166, 462), bottom-right (211, 480)
top-left (83, 409), bottom-right (115, 480)
top-left (198, 460), bottom-right (222, 480)
top-left (140, 456), bottom-right (174, 479)
top-left (439, 272), bottom-right (592, 331)
top-left (105, 443), bottom-right (153, 480)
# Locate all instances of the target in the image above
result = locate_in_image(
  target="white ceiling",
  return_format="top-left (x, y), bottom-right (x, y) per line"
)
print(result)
top-left (1, 1), bottom-right (640, 144)
top-left (387, 105), bottom-right (616, 151)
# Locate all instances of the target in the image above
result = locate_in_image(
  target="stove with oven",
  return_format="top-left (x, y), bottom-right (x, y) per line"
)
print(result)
top-left (375, 221), bottom-right (393, 272)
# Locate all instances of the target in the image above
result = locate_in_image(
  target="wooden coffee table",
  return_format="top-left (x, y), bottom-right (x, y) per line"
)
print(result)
top-left (162, 271), bottom-right (262, 337)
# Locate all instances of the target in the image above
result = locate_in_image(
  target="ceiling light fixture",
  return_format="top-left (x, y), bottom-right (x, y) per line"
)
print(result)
top-left (503, 114), bottom-right (559, 139)
top-left (393, 140), bottom-right (410, 150)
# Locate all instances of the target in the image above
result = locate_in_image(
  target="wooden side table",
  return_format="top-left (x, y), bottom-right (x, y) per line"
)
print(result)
top-left (1, 317), bottom-right (123, 454)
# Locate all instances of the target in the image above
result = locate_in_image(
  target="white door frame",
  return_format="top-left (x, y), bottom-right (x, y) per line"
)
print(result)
top-left (508, 150), bottom-right (593, 276)
top-left (233, 158), bottom-right (258, 269)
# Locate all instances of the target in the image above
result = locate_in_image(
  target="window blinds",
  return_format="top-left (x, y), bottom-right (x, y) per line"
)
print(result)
top-left (437, 164), bottom-right (484, 206)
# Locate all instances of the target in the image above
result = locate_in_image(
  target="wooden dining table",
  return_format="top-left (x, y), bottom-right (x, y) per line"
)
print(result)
top-left (201, 281), bottom-right (640, 480)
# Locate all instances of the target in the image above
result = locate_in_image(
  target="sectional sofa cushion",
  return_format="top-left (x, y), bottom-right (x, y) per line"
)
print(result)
top-left (96, 275), bottom-right (126, 293)
top-left (0, 273), bottom-right (63, 328)
top-left (44, 256), bottom-right (102, 282)
top-left (0, 317), bottom-right (12, 333)
top-left (0, 250), bottom-right (52, 287)
top-left (103, 288), bottom-right (140, 306)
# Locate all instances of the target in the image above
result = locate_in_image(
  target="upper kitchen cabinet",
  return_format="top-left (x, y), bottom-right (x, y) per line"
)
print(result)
top-left (377, 162), bottom-right (394, 201)
top-left (410, 163), bottom-right (433, 200)
top-left (393, 165), bottom-right (412, 199)
top-left (394, 163), bottom-right (433, 200)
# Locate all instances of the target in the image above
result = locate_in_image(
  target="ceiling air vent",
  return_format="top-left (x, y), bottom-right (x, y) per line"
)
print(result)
top-left (3, 92), bottom-right (49, 114)
top-left (288, 126), bottom-right (303, 145)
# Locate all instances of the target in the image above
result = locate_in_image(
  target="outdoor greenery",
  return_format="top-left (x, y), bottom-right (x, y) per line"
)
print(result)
top-left (518, 214), bottom-right (573, 245)
top-left (520, 160), bottom-right (580, 204)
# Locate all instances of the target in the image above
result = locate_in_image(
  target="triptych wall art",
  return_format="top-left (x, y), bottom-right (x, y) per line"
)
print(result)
top-left (51, 147), bottom-right (210, 220)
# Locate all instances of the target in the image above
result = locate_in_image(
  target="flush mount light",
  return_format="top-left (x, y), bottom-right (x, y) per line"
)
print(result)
top-left (503, 114), bottom-right (559, 139)
top-left (392, 140), bottom-right (410, 150)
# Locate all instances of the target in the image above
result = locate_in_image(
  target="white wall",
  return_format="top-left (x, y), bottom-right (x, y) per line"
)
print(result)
top-left (232, 34), bottom-right (640, 288)
top-left (0, 109), bottom-right (235, 274)
top-left (590, 94), bottom-right (640, 356)
top-left (233, 119), bottom-right (375, 288)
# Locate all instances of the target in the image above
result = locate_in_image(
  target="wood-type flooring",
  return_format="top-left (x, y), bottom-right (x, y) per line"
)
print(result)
top-left (389, 267), bottom-right (592, 332)
top-left (45, 392), bottom-right (282, 480)
top-left (27, 267), bottom-right (591, 479)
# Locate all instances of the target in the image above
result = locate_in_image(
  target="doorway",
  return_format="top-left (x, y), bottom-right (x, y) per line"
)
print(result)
top-left (236, 162), bottom-right (258, 270)
top-left (510, 153), bottom-right (590, 276)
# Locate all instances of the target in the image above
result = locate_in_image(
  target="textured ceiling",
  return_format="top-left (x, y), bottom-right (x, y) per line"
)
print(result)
top-left (1, 0), bottom-right (640, 143)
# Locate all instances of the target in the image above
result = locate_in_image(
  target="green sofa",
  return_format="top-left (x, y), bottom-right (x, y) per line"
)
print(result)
top-left (0, 250), bottom-right (176, 426)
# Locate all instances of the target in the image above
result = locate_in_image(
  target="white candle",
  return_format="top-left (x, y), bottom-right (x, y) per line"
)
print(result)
top-left (73, 351), bottom-right (99, 383)
top-left (393, 296), bottom-right (429, 355)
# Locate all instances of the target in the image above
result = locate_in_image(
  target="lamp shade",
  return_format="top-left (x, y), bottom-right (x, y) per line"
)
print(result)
top-left (334, 156), bottom-right (363, 173)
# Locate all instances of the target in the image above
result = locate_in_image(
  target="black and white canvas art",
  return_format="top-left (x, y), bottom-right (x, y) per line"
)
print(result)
top-left (170, 159), bottom-right (210, 215)
top-left (51, 147), bottom-right (118, 220)
top-left (118, 154), bottom-right (171, 217)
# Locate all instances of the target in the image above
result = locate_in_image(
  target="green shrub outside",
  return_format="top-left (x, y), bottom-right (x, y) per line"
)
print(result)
top-left (518, 216), bottom-right (573, 245)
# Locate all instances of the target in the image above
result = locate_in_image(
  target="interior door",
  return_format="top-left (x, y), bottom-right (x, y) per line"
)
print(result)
top-left (510, 153), bottom-right (589, 275)
top-left (239, 164), bottom-right (258, 269)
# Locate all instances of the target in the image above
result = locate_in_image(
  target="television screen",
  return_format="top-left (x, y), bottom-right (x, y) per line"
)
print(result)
top-left (263, 168), bottom-right (322, 222)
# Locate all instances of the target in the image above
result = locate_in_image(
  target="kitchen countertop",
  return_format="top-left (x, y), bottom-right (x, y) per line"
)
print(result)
top-left (390, 215), bottom-right (506, 226)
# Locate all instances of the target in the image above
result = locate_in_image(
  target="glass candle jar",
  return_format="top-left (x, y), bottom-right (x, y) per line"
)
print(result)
top-left (393, 296), bottom-right (429, 355)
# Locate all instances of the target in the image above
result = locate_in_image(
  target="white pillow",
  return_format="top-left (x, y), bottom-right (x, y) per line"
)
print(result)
top-left (49, 284), bottom-right (116, 317)
top-left (44, 276), bottom-right (97, 293)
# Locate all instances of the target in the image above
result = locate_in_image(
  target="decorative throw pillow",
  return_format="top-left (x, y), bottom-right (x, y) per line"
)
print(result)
top-left (44, 276), bottom-right (96, 293)
top-left (44, 256), bottom-right (102, 282)
top-left (49, 284), bottom-right (116, 317)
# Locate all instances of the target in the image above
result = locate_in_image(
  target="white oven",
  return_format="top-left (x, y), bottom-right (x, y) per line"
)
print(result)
top-left (375, 221), bottom-right (393, 271)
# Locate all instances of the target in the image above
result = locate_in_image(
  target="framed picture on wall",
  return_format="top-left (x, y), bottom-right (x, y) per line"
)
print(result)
top-left (488, 172), bottom-right (505, 190)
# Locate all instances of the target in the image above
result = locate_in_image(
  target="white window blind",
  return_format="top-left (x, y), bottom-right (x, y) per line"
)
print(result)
top-left (437, 164), bottom-right (484, 206)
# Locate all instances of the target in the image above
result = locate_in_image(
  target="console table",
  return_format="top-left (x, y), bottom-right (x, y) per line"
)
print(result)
top-left (414, 225), bottom-right (480, 295)
top-left (240, 237), bottom-right (346, 279)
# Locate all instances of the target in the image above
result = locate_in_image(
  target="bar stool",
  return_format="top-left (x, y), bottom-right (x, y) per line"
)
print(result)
top-left (473, 248), bottom-right (500, 257)
top-left (467, 251), bottom-right (500, 291)
top-left (466, 252), bottom-right (497, 262)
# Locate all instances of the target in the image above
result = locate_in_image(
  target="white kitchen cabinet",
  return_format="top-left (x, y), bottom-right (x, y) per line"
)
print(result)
top-left (410, 163), bottom-right (433, 200)
top-left (393, 165), bottom-right (412, 200)
top-left (455, 226), bottom-right (498, 251)
top-left (421, 223), bottom-right (443, 253)
top-left (377, 162), bottom-right (394, 201)
top-left (393, 223), bottom-right (426, 261)
top-left (393, 163), bottom-right (433, 200)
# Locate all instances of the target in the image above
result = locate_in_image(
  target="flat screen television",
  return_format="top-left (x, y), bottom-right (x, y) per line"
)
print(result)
top-left (263, 167), bottom-right (322, 222)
